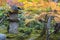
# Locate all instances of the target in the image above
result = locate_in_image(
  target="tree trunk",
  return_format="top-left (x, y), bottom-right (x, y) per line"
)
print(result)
top-left (46, 16), bottom-right (53, 40)
top-left (53, 0), bottom-right (58, 2)
top-left (48, 0), bottom-right (58, 2)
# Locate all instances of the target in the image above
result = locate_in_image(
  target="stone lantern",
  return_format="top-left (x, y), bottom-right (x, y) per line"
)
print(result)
top-left (8, 5), bottom-right (19, 34)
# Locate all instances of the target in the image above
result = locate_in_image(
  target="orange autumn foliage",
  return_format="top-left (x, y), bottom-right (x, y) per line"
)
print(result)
top-left (48, 2), bottom-right (57, 10)
top-left (0, 0), bottom-right (6, 6)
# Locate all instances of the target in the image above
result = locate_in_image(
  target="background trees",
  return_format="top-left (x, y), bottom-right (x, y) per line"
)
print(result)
top-left (0, 0), bottom-right (60, 40)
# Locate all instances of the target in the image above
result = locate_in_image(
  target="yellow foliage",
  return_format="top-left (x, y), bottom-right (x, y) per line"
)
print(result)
top-left (44, 2), bottom-right (49, 7)
top-left (32, 2), bottom-right (37, 7)
top-left (25, 19), bottom-right (35, 25)
top-left (18, 0), bottom-right (26, 2)
top-left (38, 0), bottom-right (44, 4)
top-left (49, 2), bottom-right (57, 10)
top-left (55, 6), bottom-right (60, 11)
top-left (10, 0), bottom-right (60, 22)
top-left (0, 0), bottom-right (6, 6)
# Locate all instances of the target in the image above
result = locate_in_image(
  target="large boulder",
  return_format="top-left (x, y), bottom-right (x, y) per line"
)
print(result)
top-left (0, 34), bottom-right (6, 40)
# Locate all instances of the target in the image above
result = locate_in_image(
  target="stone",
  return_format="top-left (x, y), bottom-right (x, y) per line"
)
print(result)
top-left (0, 34), bottom-right (6, 40)
top-left (8, 5), bottom-right (19, 34)
top-left (9, 22), bottom-right (19, 34)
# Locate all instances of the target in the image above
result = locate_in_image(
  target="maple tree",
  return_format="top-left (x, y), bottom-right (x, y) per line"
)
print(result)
top-left (0, 0), bottom-right (60, 22)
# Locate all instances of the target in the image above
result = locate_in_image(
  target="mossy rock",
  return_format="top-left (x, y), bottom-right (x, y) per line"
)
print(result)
top-left (6, 34), bottom-right (17, 38)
